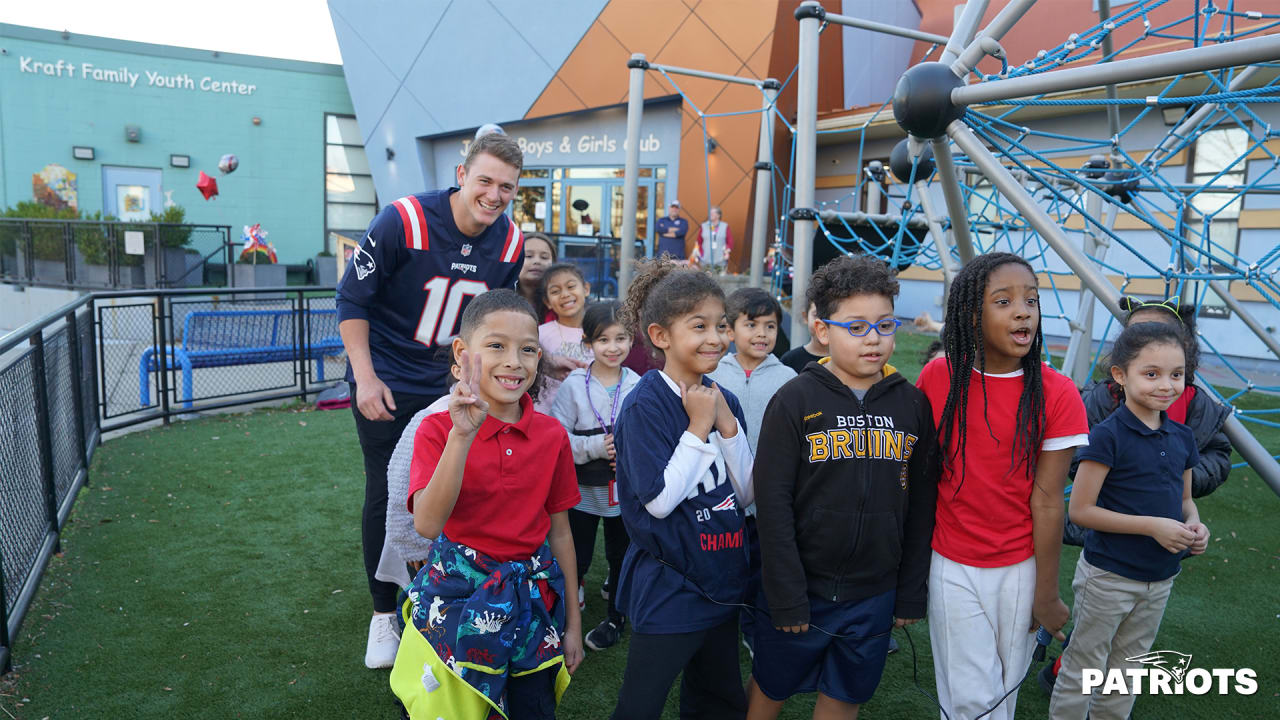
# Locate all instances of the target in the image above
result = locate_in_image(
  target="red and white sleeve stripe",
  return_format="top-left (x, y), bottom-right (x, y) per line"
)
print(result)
top-left (500, 222), bottom-right (523, 263)
top-left (393, 196), bottom-right (429, 250)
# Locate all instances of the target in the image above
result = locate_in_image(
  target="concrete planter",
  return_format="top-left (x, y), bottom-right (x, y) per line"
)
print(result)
top-left (314, 254), bottom-right (339, 286)
top-left (145, 247), bottom-right (203, 287)
top-left (233, 263), bottom-right (288, 300)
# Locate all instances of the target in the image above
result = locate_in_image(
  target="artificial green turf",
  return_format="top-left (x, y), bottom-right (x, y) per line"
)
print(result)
top-left (3, 330), bottom-right (1276, 719)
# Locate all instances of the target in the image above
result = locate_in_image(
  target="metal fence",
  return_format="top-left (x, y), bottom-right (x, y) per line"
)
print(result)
top-left (0, 286), bottom-right (343, 673)
top-left (0, 218), bottom-right (234, 290)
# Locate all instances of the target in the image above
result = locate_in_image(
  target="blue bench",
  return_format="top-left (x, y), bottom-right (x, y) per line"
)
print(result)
top-left (139, 309), bottom-right (344, 408)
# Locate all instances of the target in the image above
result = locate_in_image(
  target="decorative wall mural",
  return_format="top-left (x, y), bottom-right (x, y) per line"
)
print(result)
top-left (32, 164), bottom-right (78, 211)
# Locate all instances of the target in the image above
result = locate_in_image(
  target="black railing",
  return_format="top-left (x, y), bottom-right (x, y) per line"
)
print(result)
top-left (0, 286), bottom-right (343, 673)
top-left (0, 218), bottom-right (233, 290)
top-left (542, 232), bottom-right (646, 299)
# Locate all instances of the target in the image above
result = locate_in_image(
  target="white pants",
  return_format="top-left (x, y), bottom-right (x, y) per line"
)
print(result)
top-left (928, 551), bottom-right (1038, 720)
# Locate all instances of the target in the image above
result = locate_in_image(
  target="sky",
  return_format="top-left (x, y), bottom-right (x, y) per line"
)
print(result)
top-left (0, 0), bottom-right (343, 64)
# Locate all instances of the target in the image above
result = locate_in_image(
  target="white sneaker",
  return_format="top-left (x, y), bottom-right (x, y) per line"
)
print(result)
top-left (365, 613), bottom-right (401, 669)
top-left (578, 583), bottom-right (586, 612)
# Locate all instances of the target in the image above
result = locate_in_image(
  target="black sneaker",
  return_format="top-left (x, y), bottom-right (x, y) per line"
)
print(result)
top-left (1038, 661), bottom-right (1058, 695)
top-left (585, 619), bottom-right (623, 651)
top-left (600, 582), bottom-right (613, 601)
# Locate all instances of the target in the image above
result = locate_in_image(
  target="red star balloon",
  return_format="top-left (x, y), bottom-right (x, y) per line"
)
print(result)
top-left (196, 171), bottom-right (218, 200)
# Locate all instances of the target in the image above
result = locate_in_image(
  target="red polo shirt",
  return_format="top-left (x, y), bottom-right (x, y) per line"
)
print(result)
top-left (408, 394), bottom-right (581, 562)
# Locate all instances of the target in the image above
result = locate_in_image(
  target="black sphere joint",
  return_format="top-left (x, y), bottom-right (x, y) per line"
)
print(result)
top-left (893, 62), bottom-right (964, 139)
top-left (890, 139), bottom-right (936, 183)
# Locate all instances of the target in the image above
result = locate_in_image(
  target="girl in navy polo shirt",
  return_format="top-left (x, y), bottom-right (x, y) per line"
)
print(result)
top-left (609, 257), bottom-right (754, 720)
top-left (1049, 322), bottom-right (1208, 720)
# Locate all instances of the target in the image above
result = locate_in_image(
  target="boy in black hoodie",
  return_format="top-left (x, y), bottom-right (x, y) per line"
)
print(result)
top-left (748, 255), bottom-right (938, 720)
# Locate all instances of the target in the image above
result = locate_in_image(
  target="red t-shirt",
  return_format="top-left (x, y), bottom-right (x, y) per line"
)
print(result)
top-left (408, 394), bottom-right (581, 562)
top-left (1168, 384), bottom-right (1192, 424)
top-left (917, 357), bottom-right (1089, 567)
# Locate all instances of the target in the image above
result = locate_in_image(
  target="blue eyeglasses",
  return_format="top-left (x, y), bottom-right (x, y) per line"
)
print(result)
top-left (822, 317), bottom-right (902, 337)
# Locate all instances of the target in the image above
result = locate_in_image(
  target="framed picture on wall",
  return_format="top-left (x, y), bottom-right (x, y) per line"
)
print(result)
top-left (335, 233), bottom-right (360, 282)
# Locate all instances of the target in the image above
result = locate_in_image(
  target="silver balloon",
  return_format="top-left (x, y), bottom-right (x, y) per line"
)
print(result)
top-left (218, 154), bottom-right (239, 174)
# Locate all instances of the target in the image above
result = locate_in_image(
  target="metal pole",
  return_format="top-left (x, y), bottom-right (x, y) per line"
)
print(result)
top-left (818, 210), bottom-right (930, 230)
top-left (940, 0), bottom-right (991, 65)
top-left (620, 54), bottom-right (647, 297)
top-left (155, 295), bottom-right (172, 424)
top-left (65, 310), bottom-right (88, 473)
top-left (952, 0), bottom-right (1037, 76)
top-left (821, 11), bottom-right (950, 45)
top-left (749, 81), bottom-right (779, 289)
top-left (915, 180), bottom-right (957, 297)
top-left (646, 62), bottom-right (768, 88)
top-left (1096, 0), bottom-right (1123, 144)
top-left (1063, 196), bottom-right (1117, 385)
top-left (297, 292), bottom-right (309, 399)
top-left (930, 138), bottom-right (977, 263)
top-left (952, 33), bottom-right (1280, 106)
top-left (29, 332), bottom-right (60, 546)
top-left (1217, 402), bottom-right (1280, 497)
top-left (951, 119), bottom-right (1280, 489)
top-left (791, 2), bottom-right (822, 345)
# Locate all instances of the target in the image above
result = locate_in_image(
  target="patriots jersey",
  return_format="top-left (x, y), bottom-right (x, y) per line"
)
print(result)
top-left (336, 188), bottom-right (524, 395)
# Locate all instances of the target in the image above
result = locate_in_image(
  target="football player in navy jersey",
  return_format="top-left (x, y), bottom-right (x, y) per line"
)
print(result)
top-left (336, 130), bottom-right (526, 669)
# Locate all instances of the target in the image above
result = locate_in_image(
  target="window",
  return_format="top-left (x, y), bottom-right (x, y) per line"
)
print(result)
top-left (325, 114), bottom-right (377, 255)
top-left (1185, 126), bottom-right (1248, 317)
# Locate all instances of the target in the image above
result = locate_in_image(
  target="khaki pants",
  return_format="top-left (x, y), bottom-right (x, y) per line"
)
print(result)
top-left (1049, 555), bottom-right (1175, 720)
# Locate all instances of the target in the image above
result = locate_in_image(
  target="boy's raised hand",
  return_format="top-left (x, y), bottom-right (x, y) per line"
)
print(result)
top-left (449, 350), bottom-right (489, 436)
top-left (680, 381), bottom-right (717, 440)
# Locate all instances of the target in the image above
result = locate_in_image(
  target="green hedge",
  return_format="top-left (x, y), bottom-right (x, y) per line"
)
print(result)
top-left (0, 202), bottom-right (193, 265)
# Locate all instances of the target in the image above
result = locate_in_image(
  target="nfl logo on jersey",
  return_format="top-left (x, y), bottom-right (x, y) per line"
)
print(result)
top-left (461, 244), bottom-right (472, 257)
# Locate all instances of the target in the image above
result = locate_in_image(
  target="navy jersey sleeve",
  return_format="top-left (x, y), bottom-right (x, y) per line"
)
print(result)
top-left (616, 397), bottom-right (681, 506)
top-left (336, 205), bottom-right (404, 323)
top-left (499, 219), bottom-right (523, 290)
top-left (1076, 420), bottom-right (1117, 468)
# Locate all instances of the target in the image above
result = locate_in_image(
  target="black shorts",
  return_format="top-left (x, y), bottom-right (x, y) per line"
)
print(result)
top-left (751, 589), bottom-right (895, 705)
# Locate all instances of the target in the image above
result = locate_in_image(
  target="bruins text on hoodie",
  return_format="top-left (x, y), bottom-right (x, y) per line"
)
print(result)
top-left (753, 360), bottom-right (939, 627)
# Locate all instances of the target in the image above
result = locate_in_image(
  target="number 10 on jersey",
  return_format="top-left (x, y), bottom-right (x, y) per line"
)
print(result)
top-left (414, 277), bottom-right (489, 347)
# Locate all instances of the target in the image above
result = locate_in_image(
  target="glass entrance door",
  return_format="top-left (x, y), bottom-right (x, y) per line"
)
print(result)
top-left (565, 184), bottom-right (604, 237)
top-left (512, 169), bottom-right (551, 233)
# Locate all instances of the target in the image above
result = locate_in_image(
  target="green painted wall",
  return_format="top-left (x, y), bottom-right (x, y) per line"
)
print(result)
top-left (0, 25), bottom-right (355, 263)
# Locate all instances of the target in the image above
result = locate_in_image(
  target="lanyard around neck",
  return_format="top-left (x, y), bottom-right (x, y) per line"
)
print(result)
top-left (585, 363), bottom-right (622, 431)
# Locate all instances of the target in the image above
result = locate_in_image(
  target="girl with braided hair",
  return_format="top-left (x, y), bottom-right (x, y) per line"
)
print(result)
top-left (915, 252), bottom-right (1089, 720)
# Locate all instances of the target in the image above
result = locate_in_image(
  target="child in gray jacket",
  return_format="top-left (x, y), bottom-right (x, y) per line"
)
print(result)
top-left (708, 287), bottom-right (795, 656)
top-left (709, 288), bottom-right (797, 456)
